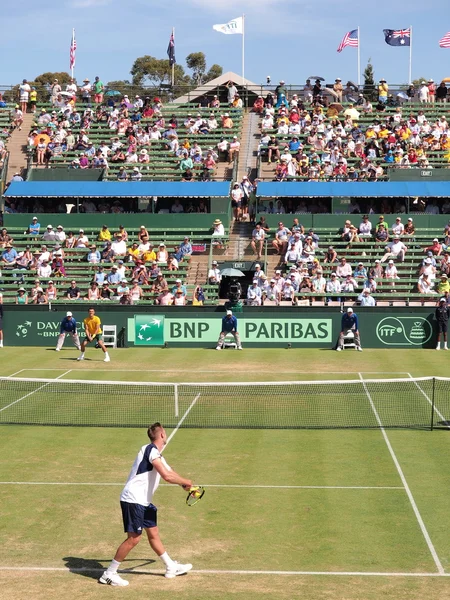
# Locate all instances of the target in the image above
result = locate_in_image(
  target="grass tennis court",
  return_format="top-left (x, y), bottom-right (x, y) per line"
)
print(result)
top-left (1, 348), bottom-right (450, 600)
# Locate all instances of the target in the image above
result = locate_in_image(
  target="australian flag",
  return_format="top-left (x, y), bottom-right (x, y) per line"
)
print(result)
top-left (167, 30), bottom-right (176, 66)
top-left (383, 28), bottom-right (411, 46)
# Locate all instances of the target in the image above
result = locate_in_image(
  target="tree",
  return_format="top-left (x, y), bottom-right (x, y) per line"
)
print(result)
top-left (412, 77), bottom-right (428, 87)
top-left (32, 72), bottom-right (72, 87)
top-left (131, 56), bottom-right (187, 87)
top-left (206, 64), bottom-right (223, 83)
top-left (186, 52), bottom-right (207, 85)
top-left (363, 59), bottom-right (376, 101)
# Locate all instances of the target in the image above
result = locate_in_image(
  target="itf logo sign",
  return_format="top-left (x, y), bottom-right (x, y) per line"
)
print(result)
top-left (376, 316), bottom-right (433, 346)
top-left (134, 315), bottom-right (165, 346)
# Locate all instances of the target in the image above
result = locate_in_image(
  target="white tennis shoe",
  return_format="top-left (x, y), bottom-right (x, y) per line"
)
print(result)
top-left (77, 355), bottom-right (84, 361)
top-left (104, 355), bottom-right (111, 362)
top-left (165, 561), bottom-right (193, 579)
top-left (99, 571), bottom-right (129, 586)
top-left (215, 346), bottom-right (222, 350)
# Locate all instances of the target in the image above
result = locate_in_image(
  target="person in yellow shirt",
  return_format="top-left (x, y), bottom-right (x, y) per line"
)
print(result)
top-left (29, 87), bottom-right (37, 114)
top-left (437, 274), bottom-right (450, 295)
top-left (378, 126), bottom-right (389, 139)
top-left (365, 126), bottom-right (377, 140)
top-left (378, 79), bottom-right (388, 103)
top-left (127, 242), bottom-right (140, 262)
top-left (98, 225), bottom-right (112, 242)
top-left (142, 246), bottom-right (157, 263)
top-left (77, 307), bottom-right (110, 362)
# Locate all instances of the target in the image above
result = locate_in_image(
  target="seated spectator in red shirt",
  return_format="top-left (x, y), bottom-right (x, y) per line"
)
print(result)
top-left (424, 238), bottom-right (443, 256)
top-left (253, 96), bottom-right (265, 114)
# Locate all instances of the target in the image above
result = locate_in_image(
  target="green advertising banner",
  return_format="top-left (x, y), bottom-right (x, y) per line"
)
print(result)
top-left (128, 315), bottom-right (333, 346)
top-left (2, 307), bottom-right (438, 349)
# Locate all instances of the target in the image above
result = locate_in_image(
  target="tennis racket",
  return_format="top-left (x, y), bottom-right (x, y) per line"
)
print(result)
top-left (186, 485), bottom-right (205, 507)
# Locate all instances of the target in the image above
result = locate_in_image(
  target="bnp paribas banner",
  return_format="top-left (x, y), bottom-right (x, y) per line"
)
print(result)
top-left (130, 314), bottom-right (334, 346)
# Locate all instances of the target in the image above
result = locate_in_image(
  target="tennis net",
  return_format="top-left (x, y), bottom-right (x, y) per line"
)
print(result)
top-left (1, 376), bottom-right (450, 430)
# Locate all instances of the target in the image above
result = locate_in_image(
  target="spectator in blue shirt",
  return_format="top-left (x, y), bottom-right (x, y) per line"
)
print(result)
top-left (335, 307), bottom-right (362, 351)
top-left (94, 266), bottom-right (106, 285)
top-left (107, 265), bottom-right (121, 284)
top-left (176, 237), bottom-right (193, 262)
top-left (216, 310), bottom-right (242, 350)
top-left (2, 243), bottom-right (18, 268)
top-left (28, 216), bottom-right (40, 236)
top-left (171, 279), bottom-right (187, 296)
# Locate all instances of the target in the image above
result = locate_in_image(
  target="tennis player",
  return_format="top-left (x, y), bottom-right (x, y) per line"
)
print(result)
top-left (77, 307), bottom-right (110, 362)
top-left (55, 311), bottom-right (81, 352)
top-left (99, 423), bottom-right (194, 586)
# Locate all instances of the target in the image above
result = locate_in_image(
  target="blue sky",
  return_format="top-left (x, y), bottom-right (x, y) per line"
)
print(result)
top-left (1, 0), bottom-right (450, 87)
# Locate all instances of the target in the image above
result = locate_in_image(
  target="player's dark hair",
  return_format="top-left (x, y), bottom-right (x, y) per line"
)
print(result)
top-left (148, 422), bottom-right (163, 441)
top-left (88, 306), bottom-right (95, 312)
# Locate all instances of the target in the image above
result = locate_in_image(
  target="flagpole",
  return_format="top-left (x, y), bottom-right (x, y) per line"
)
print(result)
top-left (357, 26), bottom-right (361, 87)
top-left (171, 27), bottom-right (175, 87)
top-left (409, 25), bottom-right (412, 84)
top-left (242, 14), bottom-right (245, 87)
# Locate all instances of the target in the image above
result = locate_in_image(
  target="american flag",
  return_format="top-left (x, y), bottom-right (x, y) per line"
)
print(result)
top-left (337, 29), bottom-right (359, 53)
top-left (70, 29), bottom-right (77, 69)
top-left (439, 31), bottom-right (450, 48)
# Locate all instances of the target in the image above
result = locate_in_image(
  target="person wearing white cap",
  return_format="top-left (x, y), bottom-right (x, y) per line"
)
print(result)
top-left (381, 236), bottom-right (407, 264)
top-left (76, 229), bottom-right (89, 248)
top-left (358, 288), bottom-right (376, 307)
top-left (335, 307), bottom-right (362, 351)
top-left (56, 311), bottom-right (81, 352)
top-left (28, 216), bottom-right (41, 237)
top-left (417, 272), bottom-right (436, 295)
top-left (216, 310), bottom-right (242, 350)
top-left (208, 260), bottom-right (221, 285)
top-left (42, 224), bottom-right (57, 242)
top-left (247, 279), bottom-right (262, 306)
top-left (253, 263), bottom-right (265, 287)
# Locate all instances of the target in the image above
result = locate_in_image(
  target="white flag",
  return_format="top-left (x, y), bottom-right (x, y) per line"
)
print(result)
top-left (213, 17), bottom-right (243, 35)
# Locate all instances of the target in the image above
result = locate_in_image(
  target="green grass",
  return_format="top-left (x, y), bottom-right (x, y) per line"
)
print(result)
top-left (1, 348), bottom-right (450, 599)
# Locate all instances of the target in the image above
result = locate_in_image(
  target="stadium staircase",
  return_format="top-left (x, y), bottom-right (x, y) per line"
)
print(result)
top-left (236, 112), bottom-right (260, 181)
top-left (6, 113), bottom-right (33, 181)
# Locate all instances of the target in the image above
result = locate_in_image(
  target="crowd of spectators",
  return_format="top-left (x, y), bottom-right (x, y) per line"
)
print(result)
top-left (0, 219), bottom-right (216, 306)
top-left (246, 214), bottom-right (450, 304)
top-left (254, 78), bottom-right (450, 182)
top-left (11, 76), bottom-right (243, 182)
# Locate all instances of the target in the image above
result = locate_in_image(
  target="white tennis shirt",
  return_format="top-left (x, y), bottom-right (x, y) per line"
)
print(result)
top-left (120, 443), bottom-right (171, 506)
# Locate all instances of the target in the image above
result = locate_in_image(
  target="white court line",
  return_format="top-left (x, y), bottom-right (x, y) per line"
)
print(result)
top-left (358, 373), bottom-right (444, 575)
top-left (0, 481), bottom-right (404, 490)
top-left (0, 566), bottom-right (448, 577)
top-left (407, 373), bottom-right (450, 430)
top-left (6, 369), bottom-right (25, 377)
top-left (164, 393), bottom-right (201, 448)
top-left (8, 369), bottom-right (411, 374)
top-left (0, 370), bottom-right (72, 414)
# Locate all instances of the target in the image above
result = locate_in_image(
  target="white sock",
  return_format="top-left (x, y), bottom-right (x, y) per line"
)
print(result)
top-left (0, 340), bottom-right (3, 347)
top-left (106, 558), bottom-right (120, 574)
top-left (105, 352), bottom-right (110, 358)
top-left (436, 343), bottom-right (440, 349)
top-left (159, 551), bottom-right (174, 567)
top-left (445, 343), bottom-right (448, 349)
top-left (80, 352), bottom-right (85, 357)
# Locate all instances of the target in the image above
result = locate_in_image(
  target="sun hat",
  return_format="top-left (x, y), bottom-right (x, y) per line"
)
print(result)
top-left (347, 307), bottom-right (353, 312)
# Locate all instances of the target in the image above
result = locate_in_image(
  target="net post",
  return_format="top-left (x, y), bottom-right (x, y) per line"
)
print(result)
top-left (431, 377), bottom-right (435, 431)
top-left (174, 383), bottom-right (179, 418)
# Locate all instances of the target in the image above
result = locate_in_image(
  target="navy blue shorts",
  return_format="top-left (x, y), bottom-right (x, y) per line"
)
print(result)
top-left (120, 501), bottom-right (157, 534)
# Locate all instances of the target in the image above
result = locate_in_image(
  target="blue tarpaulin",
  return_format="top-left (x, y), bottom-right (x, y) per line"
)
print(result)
top-left (257, 181), bottom-right (450, 198)
top-left (4, 181), bottom-right (231, 198)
